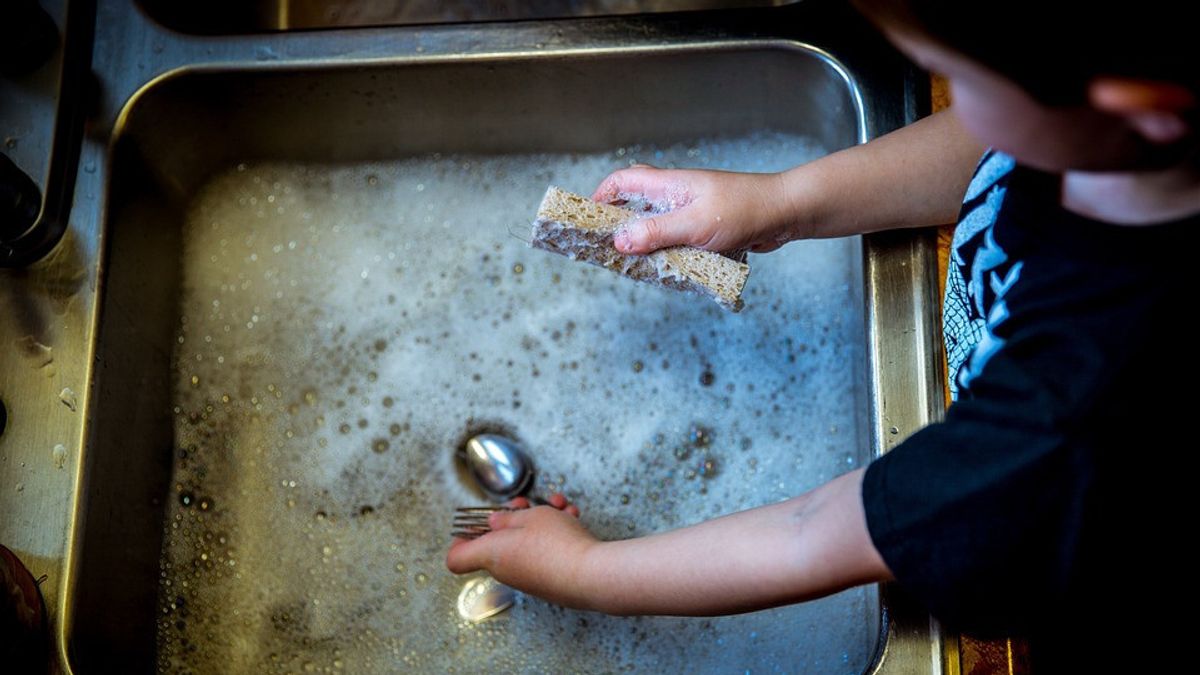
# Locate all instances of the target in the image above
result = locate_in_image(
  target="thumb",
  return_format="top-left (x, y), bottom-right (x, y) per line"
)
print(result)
top-left (446, 510), bottom-right (526, 574)
top-left (447, 536), bottom-right (488, 574)
top-left (614, 213), bottom-right (692, 255)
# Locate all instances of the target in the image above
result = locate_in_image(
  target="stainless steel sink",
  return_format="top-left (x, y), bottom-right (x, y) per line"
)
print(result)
top-left (138, 0), bottom-right (798, 33)
top-left (0, 2), bottom-right (949, 672)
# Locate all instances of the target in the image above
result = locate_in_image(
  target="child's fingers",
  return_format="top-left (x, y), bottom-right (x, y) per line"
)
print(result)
top-left (545, 493), bottom-right (581, 517)
top-left (507, 496), bottom-right (531, 509)
top-left (488, 507), bottom-right (540, 531)
top-left (615, 212), bottom-right (693, 254)
top-left (446, 536), bottom-right (485, 573)
top-left (591, 165), bottom-right (669, 203)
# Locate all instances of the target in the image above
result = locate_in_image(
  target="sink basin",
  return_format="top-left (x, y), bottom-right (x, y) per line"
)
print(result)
top-left (138, 0), bottom-right (798, 33)
top-left (0, 2), bottom-right (948, 673)
top-left (75, 45), bottom-right (880, 673)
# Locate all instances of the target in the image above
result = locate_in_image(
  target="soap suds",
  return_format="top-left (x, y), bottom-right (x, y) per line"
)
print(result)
top-left (157, 132), bottom-right (875, 674)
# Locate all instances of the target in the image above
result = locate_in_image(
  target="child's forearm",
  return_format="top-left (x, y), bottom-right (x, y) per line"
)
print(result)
top-left (576, 468), bottom-right (891, 616)
top-left (785, 109), bottom-right (986, 239)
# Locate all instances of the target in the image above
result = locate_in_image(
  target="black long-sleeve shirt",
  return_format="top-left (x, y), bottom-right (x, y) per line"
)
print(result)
top-left (862, 151), bottom-right (1197, 670)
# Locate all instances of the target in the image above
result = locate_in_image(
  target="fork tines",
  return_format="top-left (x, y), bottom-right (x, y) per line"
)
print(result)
top-left (451, 505), bottom-right (514, 540)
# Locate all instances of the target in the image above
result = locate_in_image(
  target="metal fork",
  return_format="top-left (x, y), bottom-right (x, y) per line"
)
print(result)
top-left (451, 505), bottom-right (515, 540)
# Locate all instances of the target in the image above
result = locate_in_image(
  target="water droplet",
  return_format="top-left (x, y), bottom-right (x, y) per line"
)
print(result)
top-left (372, 439), bottom-right (389, 454)
top-left (52, 443), bottom-right (67, 468)
top-left (414, 572), bottom-right (428, 585)
top-left (631, 360), bottom-right (643, 373)
top-left (180, 491), bottom-right (194, 507)
top-left (512, 263), bottom-right (524, 275)
top-left (699, 371), bottom-right (715, 386)
top-left (699, 456), bottom-right (719, 479)
top-left (58, 387), bottom-right (78, 411)
top-left (190, 375), bottom-right (200, 387)
top-left (889, 426), bottom-right (899, 435)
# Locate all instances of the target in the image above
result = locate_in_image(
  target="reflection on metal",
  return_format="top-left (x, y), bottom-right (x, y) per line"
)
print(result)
top-left (140, 0), bottom-right (799, 33)
top-left (457, 575), bottom-right (517, 623)
top-left (460, 434), bottom-right (535, 499)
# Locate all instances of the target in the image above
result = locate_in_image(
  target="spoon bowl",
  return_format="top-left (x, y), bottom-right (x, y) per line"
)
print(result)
top-left (458, 433), bottom-right (534, 499)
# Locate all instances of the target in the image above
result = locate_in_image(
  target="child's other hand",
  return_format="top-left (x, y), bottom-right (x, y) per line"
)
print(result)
top-left (592, 165), bottom-right (803, 255)
top-left (445, 494), bottom-right (597, 609)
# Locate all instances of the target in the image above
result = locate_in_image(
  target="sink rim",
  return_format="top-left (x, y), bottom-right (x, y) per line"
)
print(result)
top-left (110, 37), bottom-right (869, 148)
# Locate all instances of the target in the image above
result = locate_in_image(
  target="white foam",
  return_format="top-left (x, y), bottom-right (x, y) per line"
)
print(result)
top-left (158, 132), bottom-right (877, 674)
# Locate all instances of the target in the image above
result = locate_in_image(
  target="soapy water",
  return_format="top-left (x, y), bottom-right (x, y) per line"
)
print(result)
top-left (158, 132), bottom-right (876, 674)
top-left (611, 186), bottom-right (693, 216)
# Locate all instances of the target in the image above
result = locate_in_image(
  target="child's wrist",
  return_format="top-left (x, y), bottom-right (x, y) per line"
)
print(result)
top-left (571, 540), bottom-right (621, 614)
top-left (773, 165), bottom-right (827, 242)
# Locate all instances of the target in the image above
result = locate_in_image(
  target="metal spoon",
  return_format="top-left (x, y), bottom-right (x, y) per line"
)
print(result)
top-left (456, 575), bottom-right (515, 623)
top-left (458, 433), bottom-right (534, 500)
top-left (453, 433), bottom-right (535, 623)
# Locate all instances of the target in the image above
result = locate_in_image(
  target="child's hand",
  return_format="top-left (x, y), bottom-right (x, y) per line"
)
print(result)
top-left (445, 494), bottom-right (598, 609)
top-left (592, 165), bottom-right (804, 255)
